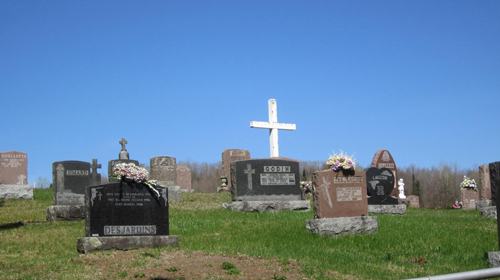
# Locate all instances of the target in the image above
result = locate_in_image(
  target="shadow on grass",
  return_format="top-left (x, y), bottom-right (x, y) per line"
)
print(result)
top-left (0, 221), bottom-right (24, 231)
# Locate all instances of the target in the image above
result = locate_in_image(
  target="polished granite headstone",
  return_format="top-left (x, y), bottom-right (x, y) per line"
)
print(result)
top-left (370, 149), bottom-right (399, 197)
top-left (222, 149), bottom-right (251, 188)
top-left (85, 182), bottom-right (169, 237)
top-left (223, 158), bottom-right (310, 212)
top-left (231, 158), bottom-right (301, 201)
top-left (488, 161), bottom-right (500, 266)
top-left (0, 151), bottom-right (32, 199)
top-left (52, 161), bottom-right (91, 206)
top-left (306, 169), bottom-right (377, 237)
top-left (77, 181), bottom-right (178, 253)
top-left (47, 160), bottom-right (97, 221)
top-left (366, 167), bottom-right (398, 205)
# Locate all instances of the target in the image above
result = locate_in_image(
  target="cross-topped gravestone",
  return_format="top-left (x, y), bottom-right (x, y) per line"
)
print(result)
top-left (250, 99), bottom-right (296, 157)
top-left (90, 159), bottom-right (102, 186)
top-left (119, 138), bottom-right (129, 160)
top-left (108, 138), bottom-right (139, 182)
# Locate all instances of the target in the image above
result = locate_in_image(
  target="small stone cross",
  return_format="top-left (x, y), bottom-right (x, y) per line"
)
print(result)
top-left (119, 138), bottom-right (128, 151)
top-left (243, 164), bottom-right (255, 191)
top-left (90, 159), bottom-right (101, 176)
top-left (250, 99), bottom-right (296, 157)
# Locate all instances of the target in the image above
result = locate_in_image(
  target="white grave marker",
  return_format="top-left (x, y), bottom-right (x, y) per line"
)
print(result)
top-left (250, 99), bottom-right (296, 157)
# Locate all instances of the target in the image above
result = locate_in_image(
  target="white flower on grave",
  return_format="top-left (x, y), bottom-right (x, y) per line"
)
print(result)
top-left (460, 175), bottom-right (477, 191)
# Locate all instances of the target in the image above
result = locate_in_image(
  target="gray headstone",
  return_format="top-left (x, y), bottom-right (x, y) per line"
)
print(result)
top-left (90, 159), bottom-right (102, 186)
top-left (119, 138), bottom-right (129, 160)
top-left (150, 156), bottom-right (177, 187)
top-left (52, 161), bottom-right (91, 205)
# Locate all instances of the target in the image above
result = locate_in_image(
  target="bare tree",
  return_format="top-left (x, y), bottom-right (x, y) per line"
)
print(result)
top-left (35, 176), bottom-right (50, 189)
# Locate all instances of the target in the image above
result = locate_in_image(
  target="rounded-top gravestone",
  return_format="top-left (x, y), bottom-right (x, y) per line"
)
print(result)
top-left (371, 149), bottom-right (398, 197)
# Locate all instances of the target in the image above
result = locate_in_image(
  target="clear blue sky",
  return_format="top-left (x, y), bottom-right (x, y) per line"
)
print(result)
top-left (1, 1), bottom-right (499, 184)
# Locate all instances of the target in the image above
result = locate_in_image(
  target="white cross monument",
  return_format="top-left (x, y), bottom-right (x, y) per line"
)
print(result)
top-left (250, 99), bottom-right (296, 158)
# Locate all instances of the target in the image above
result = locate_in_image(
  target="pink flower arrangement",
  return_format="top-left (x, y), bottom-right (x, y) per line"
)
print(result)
top-left (326, 150), bottom-right (356, 172)
top-left (113, 163), bottom-right (149, 183)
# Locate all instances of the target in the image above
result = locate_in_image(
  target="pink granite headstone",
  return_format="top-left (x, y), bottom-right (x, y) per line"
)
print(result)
top-left (0, 151), bottom-right (28, 185)
top-left (406, 195), bottom-right (420, 208)
top-left (176, 164), bottom-right (192, 190)
top-left (479, 165), bottom-right (492, 200)
top-left (312, 169), bottom-right (368, 218)
top-left (461, 188), bottom-right (479, 210)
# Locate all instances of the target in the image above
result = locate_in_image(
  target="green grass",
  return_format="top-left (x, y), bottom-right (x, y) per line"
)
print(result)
top-left (0, 188), bottom-right (498, 279)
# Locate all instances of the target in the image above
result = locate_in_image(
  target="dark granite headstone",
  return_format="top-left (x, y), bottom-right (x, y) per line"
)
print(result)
top-left (150, 156), bottom-right (177, 187)
top-left (0, 151), bottom-right (28, 185)
top-left (52, 161), bottom-right (91, 205)
top-left (489, 162), bottom-right (500, 250)
top-left (371, 149), bottom-right (398, 197)
top-left (222, 149), bottom-right (251, 187)
top-left (366, 167), bottom-right (398, 205)
top-left (230, 158), bottom-right (301, 201)
top-left (85, 182), bottom-right (168, 237)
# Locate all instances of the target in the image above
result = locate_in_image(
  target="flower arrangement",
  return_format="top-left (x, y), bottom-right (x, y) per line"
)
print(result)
top-left (326, 150), bottom-right (356, 172)
top-left (300, 181), bottom-right (313, 190)
top-left (460, 175), bottom-right (477, 190)
top-left (111, 163), bottom-right (161, 197)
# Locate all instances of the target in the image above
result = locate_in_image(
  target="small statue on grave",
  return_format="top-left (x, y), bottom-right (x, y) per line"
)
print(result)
top-left (398, 178), bottom-right (406, 199)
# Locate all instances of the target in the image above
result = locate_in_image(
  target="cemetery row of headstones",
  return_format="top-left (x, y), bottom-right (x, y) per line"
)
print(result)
top-left (47, 139), bottom-right (191, 222)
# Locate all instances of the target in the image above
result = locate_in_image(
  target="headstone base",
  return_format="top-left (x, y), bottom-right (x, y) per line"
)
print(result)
top-left (46, 205), bottom-right (85, 222)
top-left (0, 185), bottom-right (33, 199)
top-left (489, 252), bottom-right (500, 267)
top-left (221, 201), bottom-right (310, 213)
top-left (481, 206), bottom-right (497, 219)
top-left (368, 205), bottom-right (407, 215)
top-left (476, 199), bottom-right (492, 210)
top-left (305, 216), bottom-right (378, 237)
top-left (181, 189), bottom-right (194, 193)
top-left (77, 235), bottom-right (179, 254)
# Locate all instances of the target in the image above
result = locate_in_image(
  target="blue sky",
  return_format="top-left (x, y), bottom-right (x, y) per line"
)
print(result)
top-left (1, 1), bottom-right (499, 184)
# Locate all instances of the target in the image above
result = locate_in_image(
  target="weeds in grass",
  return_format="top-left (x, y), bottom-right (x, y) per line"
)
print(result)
top-left (167, 266), bottom-right (180, 272)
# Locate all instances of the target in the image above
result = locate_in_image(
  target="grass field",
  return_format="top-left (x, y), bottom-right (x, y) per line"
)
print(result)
top-left (0, 188), bottom-right (498, 279)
